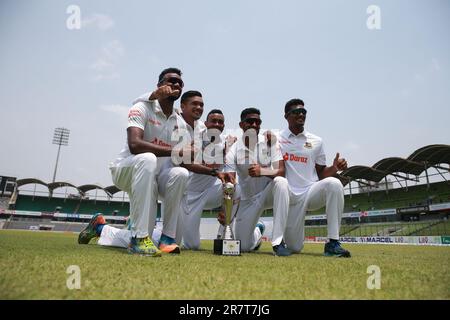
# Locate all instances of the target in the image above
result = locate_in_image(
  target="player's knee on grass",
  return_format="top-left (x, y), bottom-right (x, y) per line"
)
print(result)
top-left (285, 237), bottom-right (304, 253)
top-left (182, 232), bottom-right (201, 250)
top-left (289, 244), bottom-right (304, 254)
top-left (184, 241), bottom-right (200, 250)
top-left (239, 235), bottom-right (255, 252)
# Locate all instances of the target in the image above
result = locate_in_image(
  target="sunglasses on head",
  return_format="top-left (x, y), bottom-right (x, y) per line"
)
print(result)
top-left (286, 107), bottom-right (307, 116)
top-left (243, 117), bottom-right (262, 125)
top-left (160, 77), bottom-right (184, 88)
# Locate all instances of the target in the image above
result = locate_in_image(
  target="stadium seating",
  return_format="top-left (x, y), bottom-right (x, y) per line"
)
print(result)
top-left (305, 220), bottom-right (450, 237)
top-left (0, 197), bottom-right (10, 210)
top-left (310, 181), bottom-right (450, 214)
top-left (14, 194), bottom-right (131, 216)
top-left (11, 181), bottom-right (449, 219)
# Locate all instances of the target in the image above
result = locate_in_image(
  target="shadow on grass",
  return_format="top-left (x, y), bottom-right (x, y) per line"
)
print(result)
top-left (297, 252), bottom-right (326, 257)
top-left (84, 243), bottom-right (128, 254)
top-left (248, 251), bottom-right (326, 257)
top-left (87, 244), bottom-right (216, 256)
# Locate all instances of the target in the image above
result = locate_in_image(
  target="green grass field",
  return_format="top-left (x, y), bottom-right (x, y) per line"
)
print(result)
top-left (1, 230), bottom-right (449, 300)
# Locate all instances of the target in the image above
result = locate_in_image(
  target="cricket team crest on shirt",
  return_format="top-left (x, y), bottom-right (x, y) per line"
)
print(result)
top-left (304, 141), bottom-right (313, 149)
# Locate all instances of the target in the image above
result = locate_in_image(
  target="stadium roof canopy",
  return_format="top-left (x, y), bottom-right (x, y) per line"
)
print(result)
top-left (48, 181), bottom-right (78, 192)
top-left (16, 178), bottom-right (48, 188)
top-left (340, 166), bottom-right (387, 183)
top-left (407, 144), bottom-right (450, 165)
top-left (16, 179), bottom-right (122, 199)
top-left (104, 185), bottom-right (122, 196)
top-left (372, 157), bottom-right (425, 176)
top-left (78, 184), bottom-right (108, 193)
top-left (338, 144), bottom-right (449, 185)
top-left (78, 184), bottom-right (116, 198)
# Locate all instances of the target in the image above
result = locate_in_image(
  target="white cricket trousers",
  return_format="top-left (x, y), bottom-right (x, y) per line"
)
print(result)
top-left (284, 177), bottom-right (344, 253)
top-left (98, 224), bottom-right (162, 248)
top-left (178, 180), bottom-right (242, 250)
top-left (109, 152), bottom-right (189, 239)
top-left (234, 176), bottom-right (289, 251)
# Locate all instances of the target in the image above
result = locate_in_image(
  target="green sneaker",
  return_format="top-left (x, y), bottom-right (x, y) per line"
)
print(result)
top-left (128, 236), bottom-right (162, 257)
top-left (78, 213), bottom-right (106, 244)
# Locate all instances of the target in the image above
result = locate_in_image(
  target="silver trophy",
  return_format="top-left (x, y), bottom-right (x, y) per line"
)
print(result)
top-left (214, 182), bottom-right (241, 255)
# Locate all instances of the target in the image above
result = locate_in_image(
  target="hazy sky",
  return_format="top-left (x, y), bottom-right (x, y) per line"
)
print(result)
top-left (1, 0), bottom-right (449, 191)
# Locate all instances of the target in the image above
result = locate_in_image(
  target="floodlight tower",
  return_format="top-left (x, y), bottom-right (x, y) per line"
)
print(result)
top-left (52, 127), bottom-right (70, 183)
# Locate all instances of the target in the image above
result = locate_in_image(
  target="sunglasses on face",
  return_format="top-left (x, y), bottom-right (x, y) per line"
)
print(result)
top-left (286, 107), bottom-right (307, 116)
top-left (160, 77), bottom-right (184, 88)
top-left (243, 117), bottom-right (262, 125)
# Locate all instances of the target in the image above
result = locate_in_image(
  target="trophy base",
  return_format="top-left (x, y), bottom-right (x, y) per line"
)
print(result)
top-left (213, 239), bottom-right (241, 256)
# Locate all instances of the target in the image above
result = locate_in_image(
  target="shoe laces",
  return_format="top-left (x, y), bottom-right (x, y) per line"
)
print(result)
top-left (143, 237), bottom-right (155, 248)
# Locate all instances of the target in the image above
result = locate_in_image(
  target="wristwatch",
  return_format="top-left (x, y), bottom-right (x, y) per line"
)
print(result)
top-left (210, 168), bottom-right (219, 177)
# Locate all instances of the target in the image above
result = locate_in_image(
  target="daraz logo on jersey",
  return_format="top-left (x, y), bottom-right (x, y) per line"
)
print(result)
top-left (283, 152), bottom-right (308, 164)
top-left (151, 138), bottom-right (171, 147)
